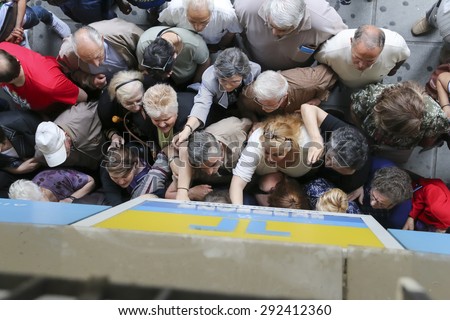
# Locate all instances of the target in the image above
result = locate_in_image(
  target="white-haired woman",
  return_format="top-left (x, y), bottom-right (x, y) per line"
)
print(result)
top-left (98, 70), bottom-right (152, 149)
top-left (173, 47), bottom-right (260, 146)
top-left (9, 169), bottom-right (95, 202)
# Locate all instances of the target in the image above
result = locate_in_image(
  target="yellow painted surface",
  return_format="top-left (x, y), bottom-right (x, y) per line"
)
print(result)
top-left (95, 210), bottom-right (384, 248)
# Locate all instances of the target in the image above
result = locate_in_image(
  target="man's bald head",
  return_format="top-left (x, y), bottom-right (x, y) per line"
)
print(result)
top-left (351, 25), bottom-right (385, 71)
top-left (72, 26), bottom-right (105, 67)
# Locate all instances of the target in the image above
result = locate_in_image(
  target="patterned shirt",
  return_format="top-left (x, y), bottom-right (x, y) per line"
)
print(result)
top-left (351, 83), bottom-right (450, 149)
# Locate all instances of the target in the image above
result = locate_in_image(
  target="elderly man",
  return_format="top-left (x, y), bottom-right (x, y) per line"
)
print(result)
top-left (57, 18), bottom-right (144, 91)
top-left (315, 25), bottom-right (410, 89)
top-left (234, 0), bottom-right (347, 70)
top-left (35, 101), bottom-right (105, 171)
top-left (137, 26), bottom-right (210, 86)
top-left (237, 65), bottom-right (336, 122)
top-left (0, 42), bottom-right (87, 112)
top-left (158, 0), bottom-right (242, 50)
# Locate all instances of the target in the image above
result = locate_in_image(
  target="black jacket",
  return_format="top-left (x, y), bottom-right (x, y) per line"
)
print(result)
top-left (0, 110), bottom-right (43, 169)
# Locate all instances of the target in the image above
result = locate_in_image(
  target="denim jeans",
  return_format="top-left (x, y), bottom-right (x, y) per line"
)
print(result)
top-left (22, 5), bottom-right (53, 29)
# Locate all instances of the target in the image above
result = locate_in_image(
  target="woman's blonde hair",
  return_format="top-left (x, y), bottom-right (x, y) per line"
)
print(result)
top-left (373, 81), bottom-right (425, 137)
top-left (142, 83), bottom-right (178, 118)
top-left (260, 113), bottom-right (303, 152)
top-left (316, 188), bottom-right (349, 213)
top-left (108, 70), bottom-right (144, 105)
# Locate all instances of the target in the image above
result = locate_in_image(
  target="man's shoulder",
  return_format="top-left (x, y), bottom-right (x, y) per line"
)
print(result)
top-left (91, 18), bottom-right (143, 36)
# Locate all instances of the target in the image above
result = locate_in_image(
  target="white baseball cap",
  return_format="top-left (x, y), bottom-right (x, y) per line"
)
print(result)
top-left (35, 122), bottom-right (67, 167)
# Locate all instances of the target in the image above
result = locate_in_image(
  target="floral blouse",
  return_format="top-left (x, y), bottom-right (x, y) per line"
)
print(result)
top-left (351, 83), bottom-right (450, 149)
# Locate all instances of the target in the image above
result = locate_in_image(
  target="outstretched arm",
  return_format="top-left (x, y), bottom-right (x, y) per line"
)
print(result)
top-left (300, 103), bottom-right (327, 165)
top-left (229, 175), bottom-right (247, 205)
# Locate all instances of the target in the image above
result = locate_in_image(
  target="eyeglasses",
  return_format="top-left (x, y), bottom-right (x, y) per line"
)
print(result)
top-left (141, 54), bottom-right (175, 73)
top-left (253, 95), bottom-right (286, 111)
top-left (370, 189), bottom-right (393, 208)
top-left (263, 130), bottom-right (291, 143)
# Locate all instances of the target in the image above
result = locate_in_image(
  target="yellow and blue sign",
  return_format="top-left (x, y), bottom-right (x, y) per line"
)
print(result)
top-left (84, 199), bottom-right (397, 248)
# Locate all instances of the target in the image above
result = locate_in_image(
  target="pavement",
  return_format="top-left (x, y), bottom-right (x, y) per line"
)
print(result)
top-left (26, 0), bottom-right (450, 182)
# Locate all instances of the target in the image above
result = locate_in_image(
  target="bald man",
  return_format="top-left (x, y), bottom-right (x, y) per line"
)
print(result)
top-left (158, 0), bottom-right (242, 50)
top-left (57, 18), bottom-right (143, 91)
top-left (315, 25), bottom-right (410, 89)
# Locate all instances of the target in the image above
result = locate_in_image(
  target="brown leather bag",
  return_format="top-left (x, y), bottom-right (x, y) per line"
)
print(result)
top-left (425, 63), bottom-right (450, 100)
top-left (0, 1), bottom-right (18, 42)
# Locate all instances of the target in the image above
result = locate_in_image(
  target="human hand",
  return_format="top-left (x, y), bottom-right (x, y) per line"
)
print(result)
top-left (59, 198), bottom-right (74, 203)
top-left (108, 133), bottom-right (124, 150)
top-left (5, 27), bottom-right (24, 43)
top-left (172, 127), bottom-right (191, 148)
top-left (189, 184), bottom-right (213, 201)
top-left (348, 186), bottom-right (364, 204)
top-left (93, 74), bottom-right (107, 89)
top-left (16, 158), bottom-right (40, 174)
top-left (307, 140), bottom-right (324, 165)
top-left (402, 217), bottom-right (415, 230)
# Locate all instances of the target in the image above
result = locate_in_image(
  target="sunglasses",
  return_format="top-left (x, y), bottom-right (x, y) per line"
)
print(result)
top-left (141, 54), bottom-right (175, 73)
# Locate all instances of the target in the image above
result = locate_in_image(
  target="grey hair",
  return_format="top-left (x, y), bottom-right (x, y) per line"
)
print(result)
top-left (9, 180), bottom-right (45, 201)
top-left (252, 70), bottom-right (288, 101)
top-left (326, 126), bottom-right (369, 170)
top-left (142, 84), bottom-right (178, 118)
top-left (187, 131), bottom-right (221, 167)
top-left (108, 70), bottom-right (144, 104)
top-left (71, 25), bottom-right (103, 54)
top-left (353, 25), bottom-right (385, 50)
top-left (371, 167), bottom-right (413, 205)
top-left (214, 48), bottom-right (251, 79)
top-left (262, 0), bottom-right (306, 30)
top-left (184, 0), bottom-right (214, 12)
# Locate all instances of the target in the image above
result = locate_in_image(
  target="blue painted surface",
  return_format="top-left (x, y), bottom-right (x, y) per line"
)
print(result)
top-left (0, 198), bottom-right (109, 225)
top-left (389, 229), bottom-right (450, 255)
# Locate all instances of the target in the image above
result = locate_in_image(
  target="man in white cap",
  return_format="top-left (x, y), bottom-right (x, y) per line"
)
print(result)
top-left (35, 101), bottom-right (105, 171)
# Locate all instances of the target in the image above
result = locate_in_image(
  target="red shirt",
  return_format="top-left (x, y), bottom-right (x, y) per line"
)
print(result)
top-left (0, 42), bottom-right (79, 111)
top-left (410, 178), bottom-right (450, 230)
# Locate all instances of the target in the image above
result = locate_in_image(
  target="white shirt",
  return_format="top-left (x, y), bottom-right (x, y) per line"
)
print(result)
top-left (158, 0), bottom-right (243, 44)
top-left (232, 127), bottom-right (312, 183)
top-left (315, 28), bottom-right (410, 88)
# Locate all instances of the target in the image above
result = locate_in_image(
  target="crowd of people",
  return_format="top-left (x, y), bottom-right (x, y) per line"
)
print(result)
top-left (1, 0), bottom-right (450, 233)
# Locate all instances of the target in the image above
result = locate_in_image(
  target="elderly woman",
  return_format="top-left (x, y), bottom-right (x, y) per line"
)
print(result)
top-left (351, 81), bottom-right (450, 162)
top-left (229, 113), bottom-right (312, 205)
top-left (98, 70), bottom-right (151, 148)
top-left (142, 83), bottom-right (195, 152)
top-left (9, 169), bottom-right (95, 203)
top-left (171, 116), bottom-right (251, 201)
top-left (173, 47), bottom-right (260, 146)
